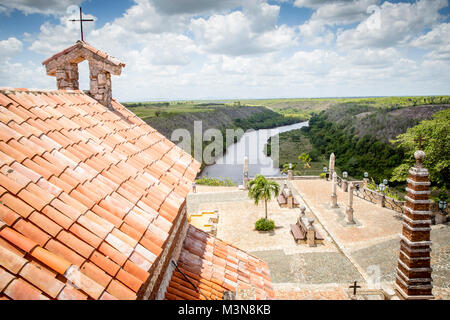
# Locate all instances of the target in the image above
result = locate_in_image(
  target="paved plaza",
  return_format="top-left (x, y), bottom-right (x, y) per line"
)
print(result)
top-left (187, 180), bottom-right (449, 300)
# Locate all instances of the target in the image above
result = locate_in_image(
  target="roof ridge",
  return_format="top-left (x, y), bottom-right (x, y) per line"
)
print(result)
top-left (0, 88), bottom-right (85, 95)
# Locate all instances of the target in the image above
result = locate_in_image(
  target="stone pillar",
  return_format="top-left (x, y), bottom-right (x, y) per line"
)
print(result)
top-left (345, 184), bottom-right (355, 224)
top-left (329, 153), bottom-right (335, 178)
top-left (299, 205), bottom-right (306, 218)
top-left (243, 156), bottom-right (249, 189)
top-left (435, 212), bottom-right (446, 224)
top-left (342, 179), bottom-right (348, 192)
top-left (287, 189), bottom-right (294, 209)
top-left (395, 150), bottom-right (433, 300)
top-left (89, 61), bottom-right (112, 109)
top-left (379, 193), bottom-right (385, 207)
top-left (363, 178), bottom-right (369, 188)
top-left (287, 170), bottom-right (293, 180)
top-left (330, 172), bottom-right (338, 208)
top-left (56, 63), bottom-right (79, 90)
top-left (306, 218), bottom-right (316, 247)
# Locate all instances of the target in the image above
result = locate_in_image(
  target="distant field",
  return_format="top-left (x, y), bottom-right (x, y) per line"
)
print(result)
top-left (240, 96), bottom-right (450, 118)
top-left (122, 96), bottom-right (450, 120)
top-left (122, 101), bottom-right (225, 121)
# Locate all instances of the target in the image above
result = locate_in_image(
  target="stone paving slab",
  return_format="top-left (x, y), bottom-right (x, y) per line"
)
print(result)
top-left (351, 225), bottom-right (450, 293)
top-left (250, 249), bottom-right (362, 284)
top-left (191, 195), bottom-right (336, 254)
top-left (291, 179), bottom-right (450, 299)
top-left (292, 180), bottom-right (403, 249)
top-left (273, 283), bottom-right (348, 300)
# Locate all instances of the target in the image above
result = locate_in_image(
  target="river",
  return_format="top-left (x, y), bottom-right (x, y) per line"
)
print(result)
top-left (200, 121), bottom-right (308, 184)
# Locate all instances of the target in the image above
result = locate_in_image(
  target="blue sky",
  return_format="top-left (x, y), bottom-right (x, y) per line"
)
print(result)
top-left (0, 0), bottom-right (449, 101)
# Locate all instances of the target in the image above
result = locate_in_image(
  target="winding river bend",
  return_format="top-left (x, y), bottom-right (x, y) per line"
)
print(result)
top-left (200, 121), bottom-right (308, 184)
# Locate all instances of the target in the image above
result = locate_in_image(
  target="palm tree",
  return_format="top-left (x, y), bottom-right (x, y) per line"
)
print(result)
top-left (247, 175), bottom-right (280, 220)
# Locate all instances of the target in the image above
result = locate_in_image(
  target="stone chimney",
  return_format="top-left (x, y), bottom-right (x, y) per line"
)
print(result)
top-left (394, 150), bottom-right (433, 300)
top-left (42, 41), bottom-right (125, 109)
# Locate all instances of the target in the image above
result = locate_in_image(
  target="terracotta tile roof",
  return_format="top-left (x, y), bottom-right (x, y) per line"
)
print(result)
top-left (165, 225), bottom-right (275, 300)
top-left (0, 88), bottom-right (201, 300)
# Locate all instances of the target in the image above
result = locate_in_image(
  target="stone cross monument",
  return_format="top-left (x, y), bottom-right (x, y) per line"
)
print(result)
top-left (345, 184), bottom-right (355, 224)
top-left (330, 172), bottom-right (338, 208)
top-left (394, 149), bottom-right (433, 300)
top-left (329, 153), bottom-right (335, 178)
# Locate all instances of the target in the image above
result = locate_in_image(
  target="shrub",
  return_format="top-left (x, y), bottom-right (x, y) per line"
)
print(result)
top-left (319, 172), bottom-right (327, 179)
top-left (255, 218), bottom-right (275, 231)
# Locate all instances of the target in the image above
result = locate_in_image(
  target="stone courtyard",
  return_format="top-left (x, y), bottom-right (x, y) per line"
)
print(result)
top-left (187, 182), bottom-right (449, 300)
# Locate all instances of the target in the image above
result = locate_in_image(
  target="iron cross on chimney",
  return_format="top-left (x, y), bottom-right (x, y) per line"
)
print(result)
top-left (69, 7), bottom-right (94, 41)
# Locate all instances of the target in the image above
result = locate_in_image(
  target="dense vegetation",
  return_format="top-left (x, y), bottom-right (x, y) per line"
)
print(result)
top-left (240, 96), bottom-right (450, 119)
top-left (124, 101), bottom-right (301, 168)
top-left (232, 108), bottom-right (300, 131)
top-left (391, 109), bottom-right (450, 191)
top-left (273, 103), bottom-right (449, 197)
top-left (302, 112), bottom-right (404, 181)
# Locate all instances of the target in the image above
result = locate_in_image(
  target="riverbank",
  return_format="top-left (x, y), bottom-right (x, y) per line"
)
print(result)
top-left (200, 121), bottom-right (308, 184)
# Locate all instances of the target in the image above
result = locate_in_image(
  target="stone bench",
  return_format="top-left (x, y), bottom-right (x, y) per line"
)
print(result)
top-left (277, 188), bottom-right (299, 209)
top-left (290, 211), bottom-right (324, 246)
top-left (290, 223), bottom-right (306, 242)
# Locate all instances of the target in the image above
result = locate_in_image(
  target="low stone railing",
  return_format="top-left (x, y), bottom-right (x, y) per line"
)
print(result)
top-left (352, 185), bottom-right (404, 214)
top-left (353, 185), bottom-right (449, 220)
top-left (265, 175), bottom-right (321, 181)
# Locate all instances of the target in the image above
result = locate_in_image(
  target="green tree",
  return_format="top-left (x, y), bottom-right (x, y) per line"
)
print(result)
top-left (298, 153), bottom-right (312, 169)
top-left (247, 175), bottom-right (280, 219)
top-left (391, 109), bottom-right (450, 189)
top-left (281, 163), bottom-right (297, 174)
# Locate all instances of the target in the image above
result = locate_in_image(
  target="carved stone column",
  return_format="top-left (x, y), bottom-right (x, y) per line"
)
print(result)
top-left (287, 189), bottom-right (294, 209)
top-left (329, 153), bottom-right (335, 178)
top-left (306, 218), bottom-right (316, 247)
top-left (330, 172), bottom-right (338, 208)
top-left (395, 150), bottom-right (433, 300)
top-left (287, 170), bottom-right (293, 180)
top-left (345, 184), bottom-right (355, 224)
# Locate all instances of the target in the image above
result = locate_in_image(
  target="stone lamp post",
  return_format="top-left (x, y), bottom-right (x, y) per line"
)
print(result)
top-left (342, 171), bottom-right (349, 192)
top-left (363, 172), bottom-right (369, 187)
top-left (288, 163), bottom-right (293, 180)
top-left (435, 200), bottom-right (447, 224)
top-left (330, 172), bottom-right (338, 208)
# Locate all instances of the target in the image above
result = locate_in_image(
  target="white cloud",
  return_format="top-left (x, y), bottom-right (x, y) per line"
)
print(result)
top-left (2, 0), bottom-right (450, 100)
top-left (190, 1), bottom-right (296, 56)
top-left (337, 0), bottom-right (448, 49)
top-left (297, 0), bottom-right (379, 47)
top-left (308, 0), bottom-right (379, 25)
top-left (0, 37), bottom-right (23, 59)
top-left (294, 0), bottom-right (355, 9)
top-left (0, 0), bottom-right (82, 15)
top-left (150, 0), bottom-right (242, 15)
top-left (411, 23), bottom-right (450, 61)
top-left (411, 23), bottom-right (450, 49)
